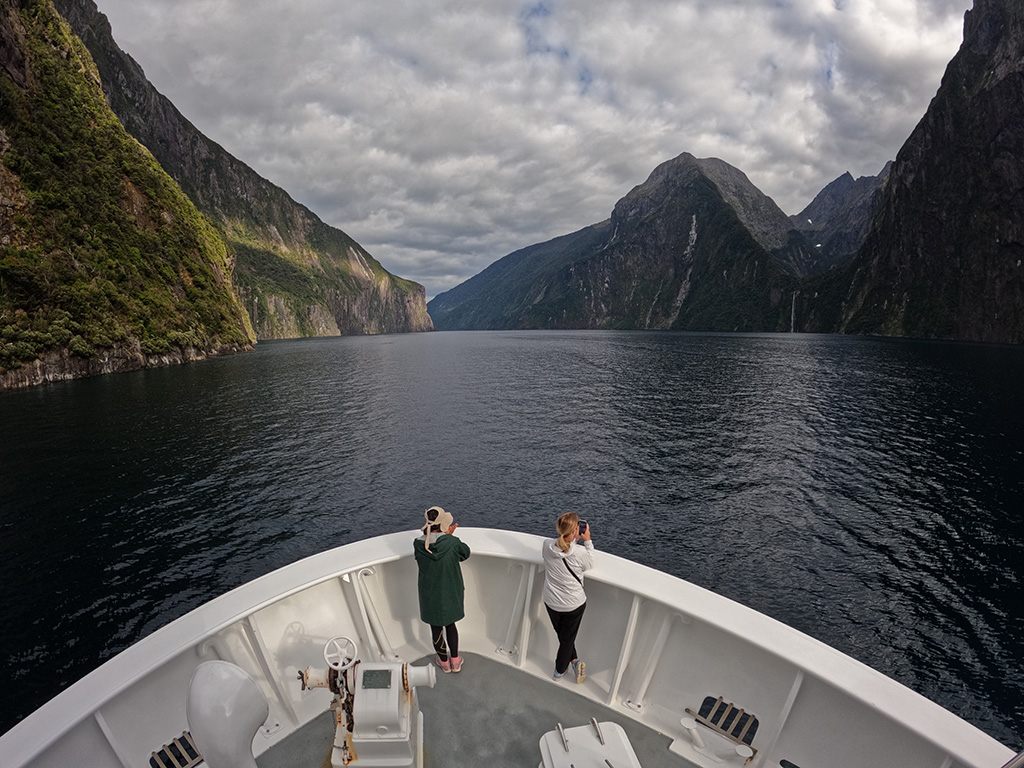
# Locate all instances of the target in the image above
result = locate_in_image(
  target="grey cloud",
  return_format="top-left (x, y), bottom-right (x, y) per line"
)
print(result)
top-left (94, 0), bottom-right (970, 298)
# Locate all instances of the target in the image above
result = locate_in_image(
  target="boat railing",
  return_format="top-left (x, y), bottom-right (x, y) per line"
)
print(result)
top-left (1001, 751), bottom-right (1024, 768)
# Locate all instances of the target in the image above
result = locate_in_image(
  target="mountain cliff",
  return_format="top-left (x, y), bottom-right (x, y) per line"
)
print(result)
top-left (790, 164), bottom-right (891, 271)
top-left (798, 0), bottom-right (1024, 342)
top-left (427, 222), bottom-right (613, 330)
top-left (436, 0), bottom-right (1024, 343)
top-left (1, 0), bottom-right (254, 389)
top-left (54, 0), bottom-right (432, 339)
top-left (429, 153), bottom-right (805, 331)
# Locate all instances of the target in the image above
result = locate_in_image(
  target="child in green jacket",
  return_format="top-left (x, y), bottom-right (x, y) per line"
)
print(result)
top-left (414, 506), bottom-right (471, 672)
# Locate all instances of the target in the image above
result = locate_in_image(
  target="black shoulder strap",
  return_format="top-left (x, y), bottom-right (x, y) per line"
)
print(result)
top-left (563, 557), bottom-right (583, 585)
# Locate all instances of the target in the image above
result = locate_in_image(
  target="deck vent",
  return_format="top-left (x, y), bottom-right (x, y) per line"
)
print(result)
top-left (149, 730), bottom-right (202, 768)
top-left (780, 762), bottom-right (802, 768)
top-left (685, 695), bottom-right (759, 746)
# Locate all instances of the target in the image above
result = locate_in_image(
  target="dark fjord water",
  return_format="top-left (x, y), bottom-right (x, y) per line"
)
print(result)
top-left (1, 331), bottom-right (1022, 746)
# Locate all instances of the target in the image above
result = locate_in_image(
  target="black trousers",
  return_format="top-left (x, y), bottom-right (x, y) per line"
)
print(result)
top-left (545, 602), bottom-right (586, 674)
top-left (429, 623), bottom-right (459, 660)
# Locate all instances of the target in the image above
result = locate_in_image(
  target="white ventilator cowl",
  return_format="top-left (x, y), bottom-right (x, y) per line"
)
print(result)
top-left (186, 661), bottom-right (268, 768)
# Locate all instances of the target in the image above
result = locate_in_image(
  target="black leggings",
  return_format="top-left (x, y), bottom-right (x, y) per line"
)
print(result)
top-left (545, 602), bottom-right (586, 674)
top-left (429, 623), bottom-right (459, 661)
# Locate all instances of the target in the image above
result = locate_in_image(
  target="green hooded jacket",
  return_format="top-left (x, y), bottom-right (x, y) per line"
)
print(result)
top-left (414, 533), bottom-right (471, 626)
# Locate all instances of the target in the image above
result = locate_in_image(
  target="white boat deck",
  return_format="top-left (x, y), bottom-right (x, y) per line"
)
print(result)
top-left (0, 529), bottom-right (1014, 768)
top-left (257, 653), bottom-right (685, 768)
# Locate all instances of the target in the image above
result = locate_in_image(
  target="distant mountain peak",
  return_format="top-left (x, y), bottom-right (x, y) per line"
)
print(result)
top-left (429, 147), bottom-right (802, 332)
top-left (618, 152), bottom-right (792, 251)
top-left (788, 163), bottom-right (891, 271)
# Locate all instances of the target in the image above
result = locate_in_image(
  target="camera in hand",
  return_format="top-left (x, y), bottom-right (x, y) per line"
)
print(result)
top-left (579, 520), bottom-right (588, 535)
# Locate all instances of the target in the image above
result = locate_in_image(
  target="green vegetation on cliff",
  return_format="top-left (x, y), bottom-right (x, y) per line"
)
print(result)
top-left (0, 0), bottom-right (253, 373)
top-left (55, 0), bottom-right (432, 340)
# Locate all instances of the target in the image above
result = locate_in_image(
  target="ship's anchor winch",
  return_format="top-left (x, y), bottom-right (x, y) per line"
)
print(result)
top-left (298, 635), bottom-right (436, 768)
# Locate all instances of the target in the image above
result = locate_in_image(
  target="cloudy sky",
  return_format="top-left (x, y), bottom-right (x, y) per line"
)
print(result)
top-left (95, 0), bottom-right (971, 298)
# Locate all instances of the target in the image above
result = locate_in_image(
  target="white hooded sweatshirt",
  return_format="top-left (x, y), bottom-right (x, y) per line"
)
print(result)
top-left (542, 538), bottom-right (594, 612)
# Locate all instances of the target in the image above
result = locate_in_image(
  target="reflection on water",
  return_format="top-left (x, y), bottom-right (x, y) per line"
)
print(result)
top-left (1, 331), bottom-right (1022, 745)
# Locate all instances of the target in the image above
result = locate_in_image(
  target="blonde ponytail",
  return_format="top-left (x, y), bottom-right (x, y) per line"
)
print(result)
top-left (555, 512), bottom-right (580, 553)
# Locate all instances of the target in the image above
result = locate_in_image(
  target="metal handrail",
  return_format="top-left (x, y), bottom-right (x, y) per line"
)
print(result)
top-left (1001, 751), bottom-right (1024, 768)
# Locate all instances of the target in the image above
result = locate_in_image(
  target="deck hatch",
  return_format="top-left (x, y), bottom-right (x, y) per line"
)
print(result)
top-left (149, 730), bottom-right (202, 768)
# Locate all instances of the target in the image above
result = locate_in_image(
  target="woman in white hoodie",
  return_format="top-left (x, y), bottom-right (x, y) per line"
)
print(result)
top-left (542, 511), bottom-right (594, 683)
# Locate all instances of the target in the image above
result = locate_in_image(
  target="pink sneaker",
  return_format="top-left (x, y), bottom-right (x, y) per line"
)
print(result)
top-left (436, 657), bottom-right (452, 673)
top-left (450, 656), bottom-right (464, 672)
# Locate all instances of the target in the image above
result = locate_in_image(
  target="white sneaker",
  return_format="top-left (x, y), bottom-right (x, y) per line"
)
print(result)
top-left (572, 659), bottom-right (586, 684)
top-left (552, 668), bottom-right (566, 681)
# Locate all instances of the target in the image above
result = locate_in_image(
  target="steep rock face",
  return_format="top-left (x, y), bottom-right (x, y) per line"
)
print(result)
top-left (430, 153), bottom-right (800, 331)
top-left (791, 163), bottom-right (891, 271)
top-left (427, 222), bottom-right (613, 329)
top-left (687, 157), bottom-right (792, 251)
top-left (1, 0), bottom-right (254, 389)
top-left (801, 0), bottom-right (1024, 342)
top-left (626, 155), bottom-right (815, 276)
top-left (55, 0), bottom-right (432, 338)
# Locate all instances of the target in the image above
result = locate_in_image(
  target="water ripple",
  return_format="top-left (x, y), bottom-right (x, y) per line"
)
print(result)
top-left (1, 331), bottom-right (1023, 746)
